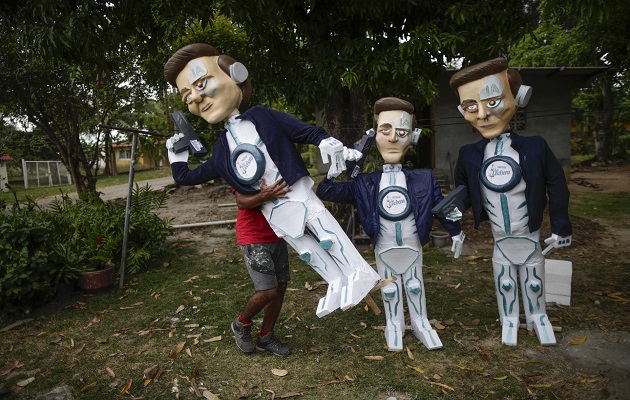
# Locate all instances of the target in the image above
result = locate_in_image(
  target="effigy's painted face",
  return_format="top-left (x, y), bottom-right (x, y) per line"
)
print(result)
top-left (456, 71), bottom-right (516, 139)
top-left (175, 56), bottom-right (242, 124)
top-left (375, 110), bottom-right (413, 164)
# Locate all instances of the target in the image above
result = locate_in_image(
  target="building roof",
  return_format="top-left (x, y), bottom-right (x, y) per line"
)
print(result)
top-left (0, 154), bottom-right (14, 161)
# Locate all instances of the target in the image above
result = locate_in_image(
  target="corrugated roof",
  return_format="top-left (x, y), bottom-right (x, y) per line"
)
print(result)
top-left (0, 154), bottom-right (14, 161)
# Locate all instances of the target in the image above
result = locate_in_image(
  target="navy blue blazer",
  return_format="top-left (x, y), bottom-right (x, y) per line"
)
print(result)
top-left (316, 169), bottom-right (462, 247)
top-left (453, 133), bottom-right (572, 237)
top-left (171, 106), bottom-right (329, 194)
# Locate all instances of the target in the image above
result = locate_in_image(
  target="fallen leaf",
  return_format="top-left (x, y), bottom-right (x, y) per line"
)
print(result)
top-left (0, 360), bottom-right (23, 376)
top-left (143, 365), bottom-right (159, 380)
top-left (202, 390), bottom-right (221, 400)
top-left (75, 343), bottom-right (86, 354)
top-left (106, 367), bottom-right (116, 378)
top-left (407, 364), bottom-right (425, 374)
top-left (79, 382), bottom-right (96, 392)
top-left (494, 376), bottom-right (508, 381)
top-left (344, 375), bottom-right (354, 381)
top-left (570, 336), bottom-right (587, 345)
top-left (175, 305), bottom-right (185, 314)
top-left (171, 341), bottom-right (186, 358)
top-left (407, 347), bottom-right (415, 361)
top-left (190, 365), bottom-right (204, 380)
top-left (364, 355), bottom-right (384, 361)
top-left (185, 348), bottom-right (192, 357)
top-left (272, 368), bottom-right (289, 377)
top-left (434, 322), bottom-right (446, 330)
top-left (203, 336), bottom-right (222, 343)
top-left (16, 377), bottom-right (35, 387)
top-left (427, 381), bottom-right (455, 391)
top-left (119, 378), bottom-right (132, 395)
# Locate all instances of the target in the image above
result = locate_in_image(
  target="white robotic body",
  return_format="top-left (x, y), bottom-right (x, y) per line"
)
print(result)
top-left (384, 322), bottom-right (404, 352)
top-left (339, 270), bottom-right (380, 310)
top-left (531, 313), bottom-right (556, 346)
top-left (411, 326), bottom-right (443, 350)
top-left (266, 200), bottom-right (307, 239)
top-left (377, 247), bottom-right (420, 275)
top-left (316, 277), bottom-right (343, 318)
top-left (501, 316), bottom-right (519, 346)
top-left (495, 236), bottom-right (538, 265)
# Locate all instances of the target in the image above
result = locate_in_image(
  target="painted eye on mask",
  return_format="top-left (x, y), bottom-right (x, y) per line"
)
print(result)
top-left (486, 98), bottom-right (502, 109)
top-left (185, 93), bottom-right (193, 103)
top-left (194, 78), bottom-right (208, 92)
top-left (395, 129), bottom-right (409, 138)
top-left (463, 103), bottom-right (478, 113)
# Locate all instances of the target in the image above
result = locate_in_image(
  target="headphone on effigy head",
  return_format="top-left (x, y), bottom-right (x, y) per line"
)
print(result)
top-left (229, 62), bottom-right (249, 84)
top-left (515, 85), bottom-right (532, 108)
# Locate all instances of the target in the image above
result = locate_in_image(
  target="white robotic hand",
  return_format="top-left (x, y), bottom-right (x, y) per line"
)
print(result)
top-left (542, 234), bottom-right (572, 256)
top-left (319, 137), bottom-right (346, 179)
top-left (343, 146), bottom-right (362, 162)
top-left (166, 133), bottom-right (189, 164)
top-left (451, 231), bottom-right (465, 258)
top-left (446, 206), bottom-right (463, 222)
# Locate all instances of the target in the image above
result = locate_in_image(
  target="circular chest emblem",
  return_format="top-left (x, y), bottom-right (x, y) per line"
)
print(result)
top-left (378, 186), bottom-right (412, 221)
top-left (479, 155), bottom-right (522, 193)
top-left (230, 144), bottom-right (266, 185)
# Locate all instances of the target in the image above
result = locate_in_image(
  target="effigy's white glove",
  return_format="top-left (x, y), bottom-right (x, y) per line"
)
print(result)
top-left (319, 137), bottom-right (346, 179)
top-left (451, 231), bottom-right (465, 258)
top-left (166, 133), bottom-right (189, 164)
top-left (542, 234), bottom-right (572, 256)
top-left (446, 206), bottom-right (463, 222)
top-left (343, 147), bottom-right (362, 162)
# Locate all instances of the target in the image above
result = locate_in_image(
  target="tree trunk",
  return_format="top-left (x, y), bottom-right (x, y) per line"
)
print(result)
top-left (324, 86), bottom-right (368, 146)
top-left (594, 74), bottom-right (614, 162)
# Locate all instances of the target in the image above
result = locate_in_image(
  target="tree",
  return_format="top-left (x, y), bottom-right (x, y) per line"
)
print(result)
top-left (213, 0), bottom-right (538, 146)
top-left (510, 0), bottom-right (630, 161)
top-left (0, 1), bottom-right (191, 195)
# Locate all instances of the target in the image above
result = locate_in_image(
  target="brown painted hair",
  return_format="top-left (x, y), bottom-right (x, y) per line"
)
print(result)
top-left (449, 58), bottom-right (522, 98)
top-left (164, 43), bottom-right (252, 110)
top-left (373, 97), bottom-right (417, 131)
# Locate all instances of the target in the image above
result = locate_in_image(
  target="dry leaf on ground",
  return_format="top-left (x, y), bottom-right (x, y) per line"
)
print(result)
top-left (272, 368), bottom-right (288, 377)
top-left (171, 341), bottom-right (186, 358)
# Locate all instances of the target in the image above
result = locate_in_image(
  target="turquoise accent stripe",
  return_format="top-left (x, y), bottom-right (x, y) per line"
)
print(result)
top-left (494, 136), bottom-right (503, 155)
top-left (538, 315), bottom-right (550, 342)
top-left (500, 193), bottom-right (511, 234)
top-left (517, 201), bottom-right (527, 209)
top-left (389, 172), bottom-right (396, 185)
top-left (487, 208), bottom-right (498, 218)
top-left (491, 220), bottom-right (502, 229)
top-left (533, 267), bottom-right (544, 310)
top-left (395, 222), bottom-right (403, 246)
top-left (519, 213), bottom-right (529, 221)
top-left (485, 197), bottom-right (495, 208)
top-left (524, 268), bottom-right (533, 313)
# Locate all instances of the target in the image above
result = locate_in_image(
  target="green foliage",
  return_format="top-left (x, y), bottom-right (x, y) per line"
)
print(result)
top-left (0, 185), bottom-right (172, 313)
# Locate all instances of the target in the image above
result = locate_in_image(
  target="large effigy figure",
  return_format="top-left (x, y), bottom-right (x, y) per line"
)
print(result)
top-left (317, 97), bottom-right (465, 351)
top-left (450, 58), bottom-right (573, 346)
top-left (163, 43), bottom-right (380, 317)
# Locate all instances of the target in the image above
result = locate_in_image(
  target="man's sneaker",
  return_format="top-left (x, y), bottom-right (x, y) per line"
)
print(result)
top-left (231, 318), bottom-right (255, 354)
top-left (255, 332), bottom-right (291, 356)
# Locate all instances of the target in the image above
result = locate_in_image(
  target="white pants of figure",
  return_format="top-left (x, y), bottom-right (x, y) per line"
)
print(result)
top-left (376, 246), bottom-right (442, 351)
top-left (492, 230), bottom-right (556, 346)
top-left (261, 176), bottom-right (380, 317)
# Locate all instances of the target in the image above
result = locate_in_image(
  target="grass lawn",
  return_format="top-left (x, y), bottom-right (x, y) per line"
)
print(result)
top-left (0, 183), bottom-right (628, 399)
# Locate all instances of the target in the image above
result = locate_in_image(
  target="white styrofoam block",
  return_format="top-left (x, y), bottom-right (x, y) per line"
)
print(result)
top-left (545, 259), bottom-right (573, 306)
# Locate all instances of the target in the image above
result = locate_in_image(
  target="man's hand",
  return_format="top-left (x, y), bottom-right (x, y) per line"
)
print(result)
top-left (451, 231), bottom-right (465, 258)
top-left (234, 177), bottom-right (291, 209)
top-left (258, 177), bottom-right (291, 202)
top-left (166, 133), bottom-right (189, 163)
top-left (542, 234), bottom-right (572, 256)
top-left (319, 137), bottom-right (346, 179)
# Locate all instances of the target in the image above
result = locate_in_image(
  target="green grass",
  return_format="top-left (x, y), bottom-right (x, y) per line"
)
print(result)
top-left (569, 191), bottom-right (630, 221)
top-left (1, 184), bottom-right (628, 399)
top-left (0, 167), bottom-right (172, 203)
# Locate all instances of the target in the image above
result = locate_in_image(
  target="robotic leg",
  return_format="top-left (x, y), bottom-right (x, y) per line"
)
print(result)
top-left (404, 265), bottom-right (442, 350)
top-left (519, 262), bottom-right (556, 346)
top-left (377, 263), bottom-right (405, 351)
top-left (305, 197), bottom-right (380, 311)
top-left (493, 262), bottom-right (520, 346)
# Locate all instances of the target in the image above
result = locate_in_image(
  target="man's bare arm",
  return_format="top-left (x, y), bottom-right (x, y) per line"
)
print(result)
top-left (234, 178), bottom-right (291, 209)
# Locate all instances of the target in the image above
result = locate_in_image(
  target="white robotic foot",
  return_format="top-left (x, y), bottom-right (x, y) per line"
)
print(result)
top-left (316, 278), bottom-right (343, 318)
top-left (384, 322), bottom-right (404, 352)
top-left (501, 316), bottom-right (519, 346)
top-left (531, 313), bottom-right (556, 346)
top-left (410, 318), bottom-right (443, 350)
top-left (339, 269), bottom-right (380, 311)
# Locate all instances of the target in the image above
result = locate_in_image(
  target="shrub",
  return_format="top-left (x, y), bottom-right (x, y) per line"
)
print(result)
top-left (0, 185), bottom-right (172, 314)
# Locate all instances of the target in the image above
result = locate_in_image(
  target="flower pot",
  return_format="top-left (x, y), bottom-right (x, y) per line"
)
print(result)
top-left (78, 266), bottom-right (115, 290)
top-left (430, 231), bottom-right (449, 248)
